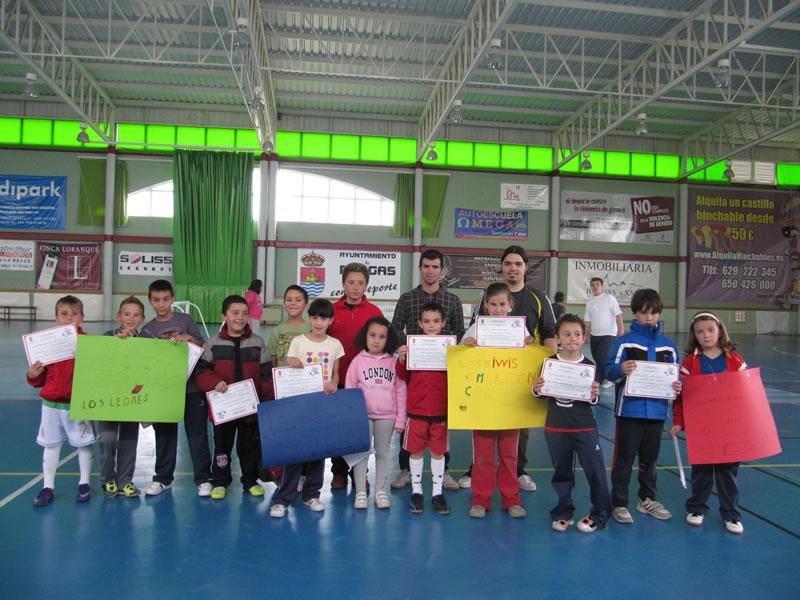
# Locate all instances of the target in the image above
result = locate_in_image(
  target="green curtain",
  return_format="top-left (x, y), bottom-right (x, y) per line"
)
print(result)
top-left (392, 173), bottom-right (449, 239)
top-left (78, 158), bottom-right (128, 227)
top-left (172, 150), bottom-right (254, 322)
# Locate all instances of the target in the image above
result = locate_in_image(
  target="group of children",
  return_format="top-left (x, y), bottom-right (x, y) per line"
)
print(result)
top-left (26, 279), bottom-right (749, 534)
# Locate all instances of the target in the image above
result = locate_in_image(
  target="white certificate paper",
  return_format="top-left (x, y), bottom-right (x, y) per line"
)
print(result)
top-left (206, 379), bottom-right (259, 425)
top-left (272, 364), bottom-right (325, 399)
top-left (475, 316), bottom-right (526, 348)
top-left (22, 324), bottom-right (78, 366)
top-left (186, 342), bottom-right (203, 380)
top-left (407, 335), bottom-right (457, 370)
top-left (625, 361), bottom-right (679, 399)
top-left (540, 358), bottom-right (596, 402)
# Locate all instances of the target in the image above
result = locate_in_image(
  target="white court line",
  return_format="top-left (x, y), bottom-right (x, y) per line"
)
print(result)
top-left (0, 449), bottom-right (78, 509)
top-left (771, 344), bottom-right (800, 357)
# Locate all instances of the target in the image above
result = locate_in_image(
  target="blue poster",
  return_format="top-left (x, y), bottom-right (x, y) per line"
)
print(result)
top-left (454, 208), bottom-right (528, 239)
top-left (0, 174), bottom-right (67, 230)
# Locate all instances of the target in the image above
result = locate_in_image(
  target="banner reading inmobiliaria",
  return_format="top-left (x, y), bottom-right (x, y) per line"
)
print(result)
top-left (37, 242), bottom-right (101, 290)
top-left (297, 248), bottom-right (402, 300)
top-left (567, 258), bottom-right (660, 306)
top-left (687, 187), bottom-right (798, 304)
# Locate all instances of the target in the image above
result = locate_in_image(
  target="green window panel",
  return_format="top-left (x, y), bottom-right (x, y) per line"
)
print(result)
top-left (360, 136), bottom-right (389, 162)
top-left (236, 129), bottom-right (260, 150)
top-left (528, 146), bottom-right (553, 171)
top-left (52, 120), bottom-right (83, 148)
top-left (686, 156), bottom-right (706, 181)
top-left (275, 130), bottom-right (301, 157)
top-left (117, 123), bottom-right (146, 150)
top-left (176, 126), bottom-right (206, 148)
top-left (473, 143), bottom-right (501, 169)
top-left (331, 134), bottom-right (360, 161)
top-left (84, 125), bottom-right (107, 149)
top-left (580, 150), bottom-right (605, 174)
top-left (21, 119), bottom-right (53, 146)
top-left (422, 141), bottom-right (446, 165)
top-left (630, 153), bottom-right (655, 178)
top-left (447, 141), bottom-right (474, 167)
top-left (146, 124), bottom-right (176, 151)
top-left (655, 154), bottom-right (680, 179)
top-left (605, 151), bottom-right (631, 176)
top-left (389, 137), bottom-right (416, 163)
top-left (776, 163), bottom-right (800, 187)
top-left (302, 132), bottom-right (331, 159)
top-left (703, 160), bottom-right (728, 182)
top-left (0, 117), bottom-right (22, 144)
top-left (500, 144), bottom-right (526, 170)
top-left (558, 149), bottom-right (581, 173)
top-left (206, 127), bottom-right (236, 149)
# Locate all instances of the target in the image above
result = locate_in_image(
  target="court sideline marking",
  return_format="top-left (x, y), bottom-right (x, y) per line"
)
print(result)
top-left (0, 449), bottom-right (78, 509)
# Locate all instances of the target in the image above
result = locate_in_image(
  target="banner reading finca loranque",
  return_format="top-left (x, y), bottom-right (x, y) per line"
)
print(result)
top-left (297, 248), bottom-right (402, 300)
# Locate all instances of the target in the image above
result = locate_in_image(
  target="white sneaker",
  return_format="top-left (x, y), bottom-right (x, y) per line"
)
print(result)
top-left (297, 475), bottom-right (306, 493)
top-left (303, 497), bottom-right (325, 512)
top-left (612, 506), bottom-right (634, 524)
top-left (269, 504), bottom-right (286, 518)
top-left (551, 518), bottom-right (574, 532)
top-left (725, 519), bottom-right (744, 534)
top-left (458, 475), bottom-right (472, 489)
top-left (354, 491), bottom-right (368, 509)
top-left (686, 512), bottom-right (704, 526)
top-left (197, 482), bottom-right (213, 497)
top-left (518, 474), bottom-right (537, 492)
top-left (144, 481), bottom-right (171, 496)
top-left (576, 516), bottom-right (598, 533)
top-left (391, 469), bottom-right (411, 489)
top-left (601, 380), bottom-right (613, 389)
top-left (636, 498), bottom-right (672, 520)
top-left (443, 472), bottom-right (460, 491)
top-left (375, 491), bottom-right (391, 509)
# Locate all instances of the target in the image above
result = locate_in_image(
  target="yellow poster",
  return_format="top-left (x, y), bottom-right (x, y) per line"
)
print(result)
top-left (447, 345), bottom-right (553, 430)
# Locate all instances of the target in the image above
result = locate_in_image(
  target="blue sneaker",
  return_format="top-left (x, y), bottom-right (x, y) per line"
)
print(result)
top-left (33, 487), bottom-right (55, 507)
top-left (75, 484), bottom-right (91, 503)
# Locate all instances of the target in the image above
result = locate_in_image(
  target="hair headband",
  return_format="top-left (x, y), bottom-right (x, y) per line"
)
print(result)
top-left (691, 312), bottom-right (720, 325)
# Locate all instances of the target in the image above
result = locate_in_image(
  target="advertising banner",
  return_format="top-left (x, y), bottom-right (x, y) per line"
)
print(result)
top-left (0, 174), bottom-right (67, 230)
top-left (297, 248), bottom-right (401, 300)
top-left (454, 208), bottom-right (528, 239)
top-left (118, 250), bottom-right (173, 276)
top-left (0, 239), bottom-right (35, 271)
top-left (441, 254), bottom-right (546, 290)
top-left (567, 258), bottom-right (660, 305)
top-left (37, 242), bottom-right (101, 290)
top-left (500, 183), bottom-right (548, 210)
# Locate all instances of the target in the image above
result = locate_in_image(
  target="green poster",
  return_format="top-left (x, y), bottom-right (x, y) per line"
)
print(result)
top-left (70, 336), bottom-right (188, 422)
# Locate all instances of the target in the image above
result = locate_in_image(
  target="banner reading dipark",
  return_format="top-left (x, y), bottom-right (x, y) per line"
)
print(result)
top-left (687, 187), bottom-right (798, 304)
top-left (297, 248), bottom-right (402, 300)
top-left (0, 174), bottom-right (67, 230)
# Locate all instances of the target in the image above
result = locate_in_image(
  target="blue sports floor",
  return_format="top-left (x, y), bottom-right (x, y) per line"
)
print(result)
top-left (0, 321), bottom-right (798, 599)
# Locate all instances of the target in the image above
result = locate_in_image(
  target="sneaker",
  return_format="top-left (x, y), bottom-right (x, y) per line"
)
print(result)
top-left (144, 481), bottom-right (171, 496)
top-left (612, 506), bottom-right (634, 524)
top-left (518, 474), bottom-right (537, 492)
top-left (75, 483), bottom-right (91, 503)
top-left (577, 516), bottom-right (598, 533)
top-left (431, 494), bottom-right (450, 515)
top-left (354, 491), bottom-right (368, 509)
top-left (121, 483), bottom-right (140, 498)
top-left (469, 504), bottom-right (486, 518)
top-left (102, 481), bottom-right (119, 498)
top-left (725, 519), bottom-right (744, 534)
top-left (391, 469), bottom-right (411, 489)
top-left (686, 512), bottom-right (705, 526)
top-left (507, 504), bottom-right (526, 518)
top-left (458, 475), bottom-right (472, 489)
top-left (303, 497), bottom-right (324, 512)
top-left (375, 491), bottom-right (391, 509)
top-left (443, 472), bottom-right (460, 491)
top-left (210, 486), bottom-right (227, 500)
top-left (601, 380), bottom-right (613, 389)
top-left (636, 498), bottom-right (672, 520)
top-left (269, 504), bottom-right (286, 518)
top-left (197, 482), bottom-right (213, 497)
top-left (551, 518), bottom-right (574, 532)
top-left (330, 473), bottom-right (348, 490)
top-left (247, 485), bottom-right (265, 497)
top-left (297, 475), bottom-right (306, 493)
top-left (33, 487), bottom-right (55, 508)
top-left (409, 493), bottom-right (424, 514)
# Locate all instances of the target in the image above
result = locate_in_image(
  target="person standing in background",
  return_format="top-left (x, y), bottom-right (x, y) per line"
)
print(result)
top-left (245, 279), bottom-right (263, 333)
top-left (584, 277), bottom-right (624, 389)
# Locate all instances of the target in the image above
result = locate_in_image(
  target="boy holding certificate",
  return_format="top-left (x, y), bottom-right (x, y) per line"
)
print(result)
top-left (606, 289), bottom-right (681, 524)
top-left (532, 314), bottom-right (611, 533)
top-left (27, 295), bottom-right (95, 507)
top-left (195, 295), bottom-right (275, 500)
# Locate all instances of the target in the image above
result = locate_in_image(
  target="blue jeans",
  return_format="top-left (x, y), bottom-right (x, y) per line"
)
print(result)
top-left (590, 335), bottom-right (615, 382)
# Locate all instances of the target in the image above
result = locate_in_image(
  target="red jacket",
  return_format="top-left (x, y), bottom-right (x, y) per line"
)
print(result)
top-left (328, 296), bottom-right (383, 380)
top-left (673, 349), bottom-right (747, 427)
top-left (26, 327), bottom-right (86, 405)
top-left (398, 362), bottom-right (448, 418)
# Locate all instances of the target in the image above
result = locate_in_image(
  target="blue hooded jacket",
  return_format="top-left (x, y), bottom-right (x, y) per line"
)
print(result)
top-left (606, 320), bottom-right (679, 420)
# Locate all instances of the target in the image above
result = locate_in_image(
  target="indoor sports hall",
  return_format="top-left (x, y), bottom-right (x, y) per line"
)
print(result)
top-left (1, 1), bottom-right (799, 599)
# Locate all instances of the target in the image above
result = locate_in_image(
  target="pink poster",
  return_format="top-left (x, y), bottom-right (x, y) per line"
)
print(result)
top-left (682, 368), bottom-right (781, 465)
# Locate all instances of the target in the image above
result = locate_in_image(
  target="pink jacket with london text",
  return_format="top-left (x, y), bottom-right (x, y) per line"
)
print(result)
top-left (345, 350), bottom-right (407, 429)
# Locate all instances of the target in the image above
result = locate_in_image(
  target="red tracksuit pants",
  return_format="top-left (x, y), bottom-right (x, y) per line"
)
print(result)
top-left (471, 429), bottom-right (521, 510)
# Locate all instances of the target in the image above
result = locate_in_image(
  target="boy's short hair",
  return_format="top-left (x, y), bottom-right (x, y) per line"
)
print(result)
top-left (148, 279), bottom-right (174, 297)
top-left (419, 249), bottom-right (444, 267)
top-left (284, 284), bottom-right (309, 303)
top-left (630, 288), bottom-right (663, 314)
top-left (341, 262), bottom-right (370, 284)
top-left (222, 294), bottom-right (248, 314)
top-left (419, 302), bottom-right (445, 320)
top-left (118, 296), bottom-right (145, 314)
top-left (55, 295), bottom-right (83, 315)
top-left (354, 316), bottom-right (400, 355)
top-left (500, 245), bottom-right (528, 265)
top-left (556, 313), bottom-right (586, 336)
top-left (590, 277), bottom-right (604, 285)
top-left (485, 282), bottom-right (512, 302)
top-left (308, 298), bottom-right (335, 319)
top-left (554, 291), bottom-right (565, 303)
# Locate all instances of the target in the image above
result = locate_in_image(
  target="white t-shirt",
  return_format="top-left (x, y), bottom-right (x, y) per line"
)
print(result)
top-left (584, 293), bottom-right (622, 336)
top-left (287, 334), bottom-right (345, 384)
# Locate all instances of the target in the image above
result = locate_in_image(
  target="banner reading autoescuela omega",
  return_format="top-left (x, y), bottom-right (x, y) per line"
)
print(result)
top-left (687, 187), bottom-right (797, 304)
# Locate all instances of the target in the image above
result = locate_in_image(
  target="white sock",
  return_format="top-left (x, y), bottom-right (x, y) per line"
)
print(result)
top-left (431, 457), bottom-right (445, 496)
top-left (77, 445), bottom-right (92, 485)
top-left (43, 443), bottom-right (62, 489)
top-left (410, 457), bottom-right (423, 495)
